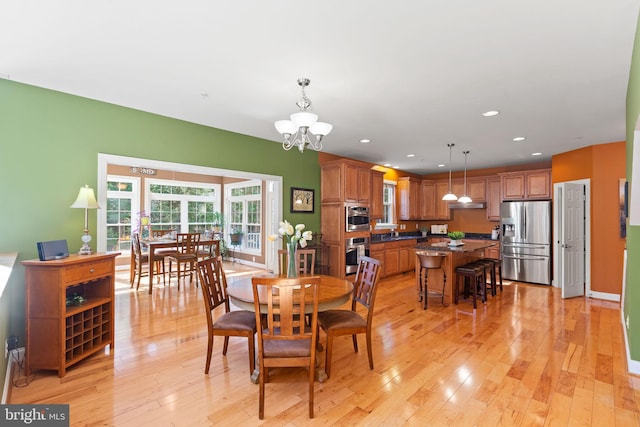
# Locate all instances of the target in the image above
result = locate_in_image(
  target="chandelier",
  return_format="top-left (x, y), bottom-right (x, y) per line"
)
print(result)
top-left (274, 78), bottom-right (332, 153)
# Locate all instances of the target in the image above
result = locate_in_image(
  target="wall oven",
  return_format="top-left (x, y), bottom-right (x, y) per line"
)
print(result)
top-left (346, 206), bottom-right (370, 232)
top-left (345, 237), bottom-right (370, 275)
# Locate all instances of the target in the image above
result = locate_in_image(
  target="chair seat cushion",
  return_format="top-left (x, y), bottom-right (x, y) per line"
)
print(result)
top-left (213, 310), bottom-right (256, 331)
top-left (263, 337), bottom-right (311, 358)
top-left (318, 310), bottom-right (366, 331)
top-left (169, 253), bottom-right (197, 261)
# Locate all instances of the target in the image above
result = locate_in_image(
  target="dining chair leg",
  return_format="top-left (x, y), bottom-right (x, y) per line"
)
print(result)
top-left (258, 368), bottom-right (265, 419)
top-left (247, 337), bottom-right (255, 374)
top-left (352, 334), bottom-right (359, 353)
top-left (222, 336), bottom-right (230, 355)
top-left (324, 334), bottom-right (334, 379)
top-left (308, 361), bottom-right (315, 418)
top-left (366, 332), bottom-right (374, 369)
top-left (205, 332), bottom-right (213, 375)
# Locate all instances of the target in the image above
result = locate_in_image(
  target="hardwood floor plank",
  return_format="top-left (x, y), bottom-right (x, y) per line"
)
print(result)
top-left (8, 265), bottom-right (640, 426)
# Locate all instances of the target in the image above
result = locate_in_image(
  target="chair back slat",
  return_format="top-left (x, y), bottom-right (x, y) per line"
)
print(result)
top-left (176, 233), bottom-right (200, 254)
top-left (196, 256), bottom-right (227, 312)
top-left (352, 256), bottom-right (382, 310)
top-left (132, 233), bottom-right (142, 257)
top-left (252, 276), bottom-right (320, 341)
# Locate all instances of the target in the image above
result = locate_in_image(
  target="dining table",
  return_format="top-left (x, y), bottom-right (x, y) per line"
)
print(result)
top-left (225, 273), bottom-right (354, 383)
top-left (130, 237), bottom-right (220, 294)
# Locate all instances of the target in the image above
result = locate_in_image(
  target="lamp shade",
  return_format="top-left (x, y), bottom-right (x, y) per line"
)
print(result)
top-left (442, 193), bottom-right (458, 201)
top-left (274, 120), bottom-right (297, 135)
top-left (290, 111), bottom-right (318, 128)
top-left (70, 185), bottom-right (100, 209)
top-left (458, 195), bottom-right (472, 203)
top-left (309, 121), bottom-right (333, 136)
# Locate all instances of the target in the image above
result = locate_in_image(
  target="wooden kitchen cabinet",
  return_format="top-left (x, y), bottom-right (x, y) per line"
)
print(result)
top-left (345, 163), bottom-right (371, 203)
top-left (500, 169), bottom-right (551, 200)
top-left (420, 181), bottom-right (436, 219)
top-left (435, 181), bottom-right (452, 220)
top-left (370, 170), bottom-right (385, 220)
top-left (376, 239), bottom-right (416, 278)
top-left (23, 252), bottom-right (119, 377)
top-left (451, 177), bottom-right (486, 202)
top-left (486, 177), bottom-right (501, 221)
top-left (397, 177), bottom-right (421, 220)
top-left (320, 159), bottom-right (372, 204)
top-left (370, 243), bottom-right (385, 277)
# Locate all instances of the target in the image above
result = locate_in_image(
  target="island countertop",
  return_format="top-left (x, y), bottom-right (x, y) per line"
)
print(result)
top-left (415, 241), bottom-right (497, 253)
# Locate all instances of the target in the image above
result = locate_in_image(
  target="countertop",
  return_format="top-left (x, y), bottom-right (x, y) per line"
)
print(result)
top-left (415, 241), bottom-right (497, 253)
top-left (370, 232), bottom-right (498, 244)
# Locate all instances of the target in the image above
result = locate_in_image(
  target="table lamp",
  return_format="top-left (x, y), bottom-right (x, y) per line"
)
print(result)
top-left (70, 185), bottom-right (100, 255)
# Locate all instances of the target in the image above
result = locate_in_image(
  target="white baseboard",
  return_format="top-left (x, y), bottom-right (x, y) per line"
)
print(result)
top-left (586, 290), bottom-right (620, 302)
top-left (622, 312), bottom-right (640, 375)
top-left (1, 347), bottom-right (25, 404)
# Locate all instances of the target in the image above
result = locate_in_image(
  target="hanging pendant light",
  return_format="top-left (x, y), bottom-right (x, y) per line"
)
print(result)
top-left (458, 150), bottom-right (472, 203)
top-left (442, 143), bottom-right (458, 201)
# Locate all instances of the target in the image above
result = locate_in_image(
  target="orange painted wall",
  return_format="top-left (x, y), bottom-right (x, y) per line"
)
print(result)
top-left (552, 141), bottom-right (626, 295)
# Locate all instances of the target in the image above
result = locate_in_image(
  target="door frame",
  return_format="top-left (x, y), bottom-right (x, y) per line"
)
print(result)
top-left (97, 153), bottom-right (282, 272)
top-left (552, 179), bottom-right (591, 295)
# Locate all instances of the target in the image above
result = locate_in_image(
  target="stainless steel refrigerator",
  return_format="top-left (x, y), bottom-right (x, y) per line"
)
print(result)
top-left (500, 200), bottom-right (552, 285)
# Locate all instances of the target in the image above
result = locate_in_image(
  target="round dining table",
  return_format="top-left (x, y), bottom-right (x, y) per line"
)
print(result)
top-left (225, 273), bottom-right (354, 383)
top-left (226, 273), bottom-right (354, 313)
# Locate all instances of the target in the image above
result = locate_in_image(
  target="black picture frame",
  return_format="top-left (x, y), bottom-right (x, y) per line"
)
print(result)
top-left (290, 187), bottom-right (314, 213)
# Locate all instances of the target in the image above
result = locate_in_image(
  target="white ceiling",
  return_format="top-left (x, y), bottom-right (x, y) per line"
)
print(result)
top-left (2, 1), bottom-right (638, 174)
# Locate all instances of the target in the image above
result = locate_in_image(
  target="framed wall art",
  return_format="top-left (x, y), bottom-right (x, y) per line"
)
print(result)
top-left (290, 187), bottom-right (314, 213)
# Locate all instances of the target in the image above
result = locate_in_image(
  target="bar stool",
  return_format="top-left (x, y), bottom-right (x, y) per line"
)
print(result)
top-left (482, 258), bottom-right (503, 292)
top-left (472, 259), bottom-right (497, 297)
top-left (417, 253), bottom-right (446, 310)
top-left (454, 263), bottom-right (486, 309)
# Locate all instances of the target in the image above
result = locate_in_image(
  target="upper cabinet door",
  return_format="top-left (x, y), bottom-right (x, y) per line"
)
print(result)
top-left (397, 177), bottom-right (421, 220)
top-left (500, 169), bottom-right (551, 200)
top-left (420, 181), bottom-right (436, 220)
top-left (345, 164), bottom-right (371, 203)
top-left (370, 170), bottom-right (384, 219)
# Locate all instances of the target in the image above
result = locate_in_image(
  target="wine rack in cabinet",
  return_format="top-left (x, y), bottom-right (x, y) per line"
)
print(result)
top-left (23, 252), bottom-right (119, 377)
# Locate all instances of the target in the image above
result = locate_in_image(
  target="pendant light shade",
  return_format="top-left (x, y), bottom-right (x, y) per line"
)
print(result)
top-left (442, 143), bottom-right (458, 201)
top-left (458, 150), bottom-right (472, 203)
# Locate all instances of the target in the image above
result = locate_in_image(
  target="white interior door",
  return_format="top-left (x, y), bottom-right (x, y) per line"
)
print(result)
top-left (558, 182), bottom-right (586, 298)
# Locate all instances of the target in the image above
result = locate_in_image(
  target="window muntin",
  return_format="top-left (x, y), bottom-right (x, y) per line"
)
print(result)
top-left (382, 181), bottom-right (396, 225)
top-left (147, 179), bottom-right (221, 234)
top-left (226, 182), bottom-right (262, 253)
top-left (106, 177), bottom-right (138, 252)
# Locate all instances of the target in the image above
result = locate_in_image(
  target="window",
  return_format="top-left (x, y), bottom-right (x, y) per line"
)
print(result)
top-left (382, 181), bottom-right (396, 225)
top-left (106, 177), bottom-right (139, 252)
top-left (226, 181), bottom-right (262, 253)
top-left (147, 179), bottom-right (221, 234)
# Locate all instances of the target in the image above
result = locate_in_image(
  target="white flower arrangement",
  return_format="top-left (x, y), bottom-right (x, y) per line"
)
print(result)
top-left (268, 220), bottom-right (313, 248)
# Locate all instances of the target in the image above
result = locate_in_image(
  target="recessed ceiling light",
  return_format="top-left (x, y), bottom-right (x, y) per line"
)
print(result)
top-left (482, 110), bottom-right (500, 117)
top-left (360, 139), bottom-right (370, 143)
top-left (437, 163), bottom-right (445, 168)
top-left (393, 165), bottom-right (399, 169)
top-left (531, 152), bottom-right (543, 156)
top-left (383, 163), bottom-right (392, 167)
top-left (513, 136), bottom-right (526, 142)
top-left (406, 154), bottom-right (415, 158)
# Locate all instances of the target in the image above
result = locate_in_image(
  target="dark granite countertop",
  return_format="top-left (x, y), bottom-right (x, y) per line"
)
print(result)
top-left (415, 240), bottom-right (497, 253)
top-left (370, 231), bottom-right (498, 243)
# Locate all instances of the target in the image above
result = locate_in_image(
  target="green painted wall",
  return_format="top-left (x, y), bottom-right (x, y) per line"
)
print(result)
top-left (625, 11), bottom-right (640, 360)
top-left (0, 79), bottom-right (321, 386)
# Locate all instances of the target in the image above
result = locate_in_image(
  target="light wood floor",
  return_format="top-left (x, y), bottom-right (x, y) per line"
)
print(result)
top-left (10, 264), bottom-right (640, 426)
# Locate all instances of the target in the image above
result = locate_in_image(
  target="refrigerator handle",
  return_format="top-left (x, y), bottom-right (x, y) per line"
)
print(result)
top-left (521, 205), bottom-right (526, 240)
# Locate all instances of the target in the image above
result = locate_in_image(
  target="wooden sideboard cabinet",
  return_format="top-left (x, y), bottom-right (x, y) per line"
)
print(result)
top-left (500, 169), bottom-right (551, 200)
top-left (23, 252), bottom-right (119, 377)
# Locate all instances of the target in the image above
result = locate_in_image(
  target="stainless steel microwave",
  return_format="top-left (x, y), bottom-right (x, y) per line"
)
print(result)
top-left (346, 206), bottom-right (370, 231)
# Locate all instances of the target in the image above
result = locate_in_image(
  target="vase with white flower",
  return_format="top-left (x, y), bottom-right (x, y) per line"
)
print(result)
top-left (268, 220), bottom-right (313, 278)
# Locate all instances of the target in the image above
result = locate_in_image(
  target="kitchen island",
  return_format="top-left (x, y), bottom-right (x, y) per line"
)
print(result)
top-left (414, 241), bottom-right (498, 306)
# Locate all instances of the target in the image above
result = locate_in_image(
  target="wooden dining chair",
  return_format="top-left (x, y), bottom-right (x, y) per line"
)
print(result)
top-left (277, 248), bottom-right (316, 275)
top-left (197, 239), bottom-right (220, 262)
top-left (251, 275), bottom-right (320, 419)
top-left (317, 255), bottom-right (381, 378)
top-left (167, 232), bottom-right (200, 289)
top-left (131, 232), bottom-right (166, 291)
top-left (196, 256), bottom-right (256, 375)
